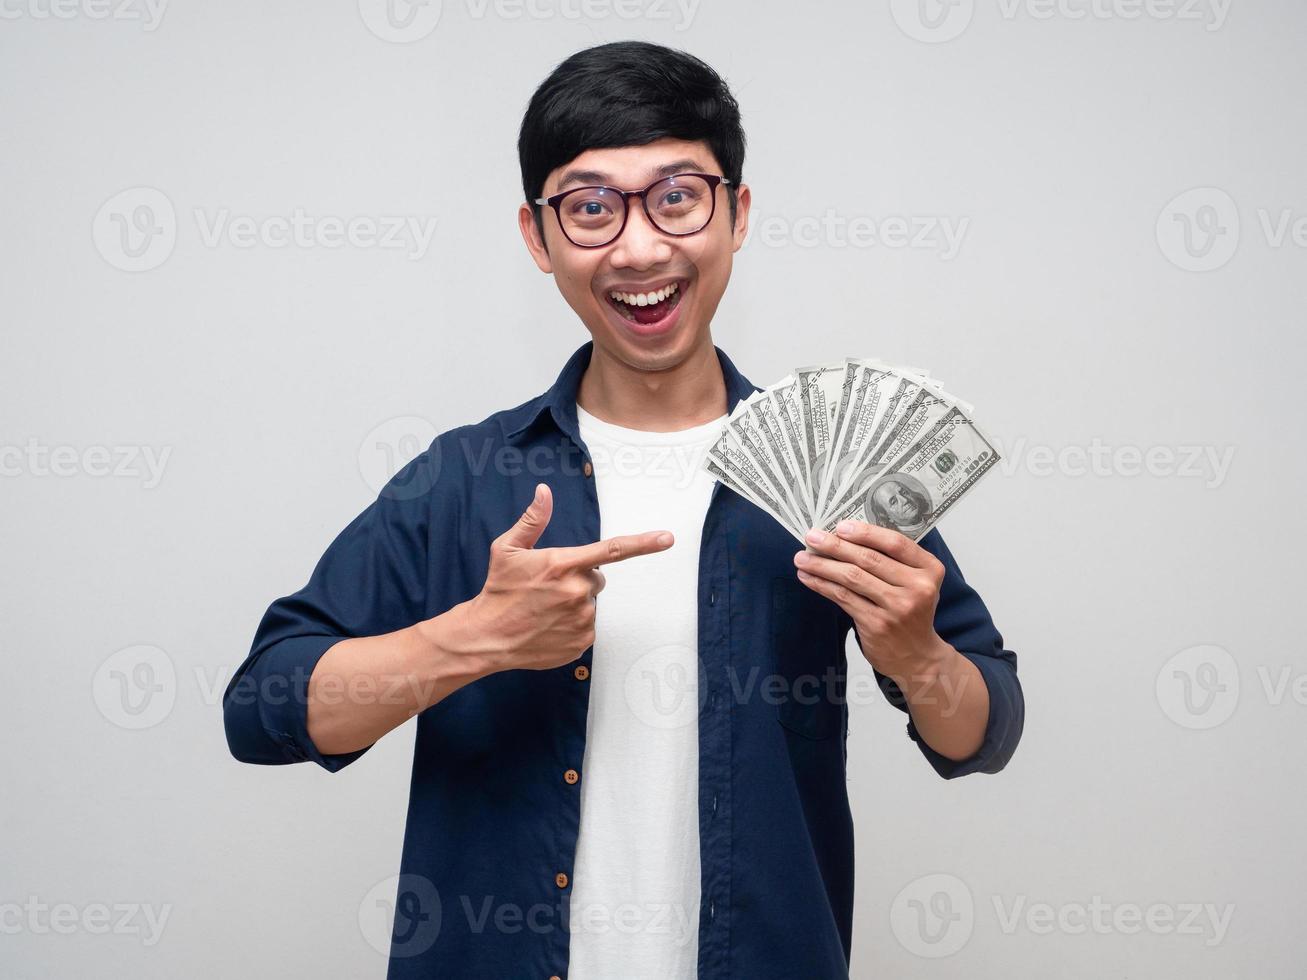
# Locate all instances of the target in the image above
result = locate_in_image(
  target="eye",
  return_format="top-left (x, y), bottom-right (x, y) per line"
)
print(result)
top-left (563, 189), bottom-right (622, 225)
top-left (656, 187), bottom-right (699, 211)
top-left (569, 198), bottom-right (613, 217)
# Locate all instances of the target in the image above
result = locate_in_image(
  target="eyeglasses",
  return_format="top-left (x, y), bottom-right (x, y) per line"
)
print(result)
top-left (534, 172), bottom-right (732, 248)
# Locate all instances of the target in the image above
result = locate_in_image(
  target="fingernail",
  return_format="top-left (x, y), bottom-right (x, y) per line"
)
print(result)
top-left (534, 484), bottom-right (544, 503)
top-left (805, 528), bottom-right (825, 545)
top-left (836, 520), bottom-right (854, 534)
top-left (794, 551), bottom-right (810, 566)
top-left (657, 532), bottom-right (673, 546)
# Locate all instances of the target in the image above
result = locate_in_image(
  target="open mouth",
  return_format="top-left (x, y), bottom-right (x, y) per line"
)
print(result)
top-left (605, 280), bottom-right (686, 329)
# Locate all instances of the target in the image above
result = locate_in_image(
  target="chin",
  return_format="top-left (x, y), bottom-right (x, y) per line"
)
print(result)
top-left (588, 287), bottom-right (707, 370)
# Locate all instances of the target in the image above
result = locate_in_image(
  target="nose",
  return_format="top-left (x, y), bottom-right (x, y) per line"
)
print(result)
top-left (608, 200), bottom-right (674, 270)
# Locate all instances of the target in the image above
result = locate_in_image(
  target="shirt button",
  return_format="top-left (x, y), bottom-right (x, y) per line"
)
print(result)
top-left (564, 768), bottom-right (579, 785)
top-left (573, 664), bottom-right (589, 681)
top-left (555, 872), bottom-right (569, 889)
top-left (583, 461), bottom-right (593, 477)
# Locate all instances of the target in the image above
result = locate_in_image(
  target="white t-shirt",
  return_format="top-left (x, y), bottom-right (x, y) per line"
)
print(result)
top-left (567, 402), bottom-right (727, 980)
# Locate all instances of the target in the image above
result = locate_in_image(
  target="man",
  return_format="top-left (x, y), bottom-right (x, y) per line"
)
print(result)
top-left (223, 40), bottom-right (1024, 980)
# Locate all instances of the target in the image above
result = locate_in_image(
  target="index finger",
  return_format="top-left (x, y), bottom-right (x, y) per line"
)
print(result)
top-left (825, 521), bottom-right (934, 569)
top-left (555, 530), bottom-right (674, 569)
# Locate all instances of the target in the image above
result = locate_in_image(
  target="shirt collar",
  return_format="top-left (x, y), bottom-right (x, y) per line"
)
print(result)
top-left (501, 339), bottom-right (759, 444)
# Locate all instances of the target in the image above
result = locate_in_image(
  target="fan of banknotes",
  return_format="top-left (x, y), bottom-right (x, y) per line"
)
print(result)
top-left (701, 359), bottom-right (1001, 544)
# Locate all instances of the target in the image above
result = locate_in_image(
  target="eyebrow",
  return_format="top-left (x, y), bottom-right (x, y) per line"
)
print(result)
top-left (553, 159), bottom-right (707, 193)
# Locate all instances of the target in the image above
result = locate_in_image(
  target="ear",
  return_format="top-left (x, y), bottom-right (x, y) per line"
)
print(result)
top-left (730, 182), bottom-right (752, 253)
top-left (518, 202), bottom-right (554, 274)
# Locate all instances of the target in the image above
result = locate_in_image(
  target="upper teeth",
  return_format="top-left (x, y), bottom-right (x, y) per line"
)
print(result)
top-left (610, 282), bottom-right (679, 307)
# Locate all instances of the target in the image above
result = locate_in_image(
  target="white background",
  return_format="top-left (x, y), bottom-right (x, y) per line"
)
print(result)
top-left (2, 1), bottom-right (1303, 976)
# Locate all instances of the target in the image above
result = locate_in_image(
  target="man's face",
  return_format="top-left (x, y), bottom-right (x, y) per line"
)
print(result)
top-left (873, 481), bottom-right (922, 526)
top-left (519, 137), bottom-right (750, 373)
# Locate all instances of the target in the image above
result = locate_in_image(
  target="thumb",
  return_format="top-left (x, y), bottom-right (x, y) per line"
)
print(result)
top-left (500, 483), bottom-right (553, 551)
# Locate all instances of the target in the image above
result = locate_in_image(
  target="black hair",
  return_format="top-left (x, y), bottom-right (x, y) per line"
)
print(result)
top-left (518, 41), bottom-right (746, 238)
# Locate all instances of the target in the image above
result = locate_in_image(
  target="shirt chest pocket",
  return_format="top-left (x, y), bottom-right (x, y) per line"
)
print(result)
top-left (769, 576), bottom-right (847, 740)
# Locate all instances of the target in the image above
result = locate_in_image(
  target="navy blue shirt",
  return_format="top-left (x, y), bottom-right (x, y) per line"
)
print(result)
top-left (223, 340), bottom-right (1024, 979)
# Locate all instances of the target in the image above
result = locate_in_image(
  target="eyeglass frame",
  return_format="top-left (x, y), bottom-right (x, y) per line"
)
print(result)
top-left (533, 172), bottom-right (733, 249)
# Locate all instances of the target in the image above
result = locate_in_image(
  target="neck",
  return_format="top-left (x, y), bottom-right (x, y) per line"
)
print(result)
top-left (576, 336), bottom-right (729, 432)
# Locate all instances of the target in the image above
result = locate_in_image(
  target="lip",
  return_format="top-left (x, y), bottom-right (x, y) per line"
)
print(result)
top-left (600, 277), bottom-right (688, 340)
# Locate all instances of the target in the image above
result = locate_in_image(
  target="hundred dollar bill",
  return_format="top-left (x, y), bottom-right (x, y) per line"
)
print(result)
top-left (730, 393), bottom-right (814, 528)
top-left (820, 369), bottom-right (959, 523)
top-left (821, 405), bottom-right (1000, 540)
top-left (713, 408), bottom-right (806, 532)
top-left (815, 359), bottom-right (899, 520)
top-left (766, 376), bottom-right (814, 506)
top-left (795, 362), bottom-right (846, 517)
top-left (742, 392), bottom-right (813, 529)
top-left (703, 457), bottom-right (805, 542)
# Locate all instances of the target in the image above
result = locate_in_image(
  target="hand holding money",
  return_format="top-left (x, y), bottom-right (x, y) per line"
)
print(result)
top-left (794, 520), bottom-right (955, 679)
top-left (702, 358), bottom-right (1001, 544)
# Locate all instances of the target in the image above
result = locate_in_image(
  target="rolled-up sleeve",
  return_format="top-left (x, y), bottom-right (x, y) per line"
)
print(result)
top-left (866, 528), bottom-right (1025, 779)
top-left (222, 447), bottom-right (438, 772)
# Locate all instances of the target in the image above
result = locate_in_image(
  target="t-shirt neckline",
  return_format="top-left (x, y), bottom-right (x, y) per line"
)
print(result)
top-left (575, 402), bottom-right (727, 447)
